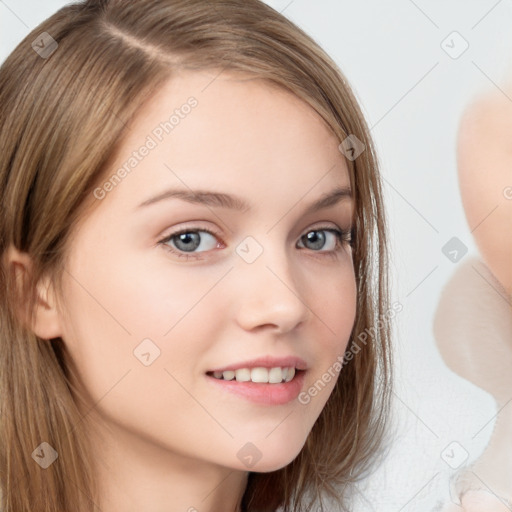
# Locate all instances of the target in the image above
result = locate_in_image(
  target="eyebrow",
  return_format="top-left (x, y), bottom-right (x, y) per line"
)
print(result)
top-left (136, 185), bottom-right (352, 215)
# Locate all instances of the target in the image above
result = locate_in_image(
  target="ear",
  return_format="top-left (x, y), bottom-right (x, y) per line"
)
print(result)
top-left (5, 245), bottom-right (63, 340)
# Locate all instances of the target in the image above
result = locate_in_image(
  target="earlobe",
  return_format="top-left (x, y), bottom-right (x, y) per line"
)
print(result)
top-left (5, 245), bottom-right (63, 340)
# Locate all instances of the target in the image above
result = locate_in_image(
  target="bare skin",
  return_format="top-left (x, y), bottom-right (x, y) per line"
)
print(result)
top-left (9, 70), bottom-right (357, 511)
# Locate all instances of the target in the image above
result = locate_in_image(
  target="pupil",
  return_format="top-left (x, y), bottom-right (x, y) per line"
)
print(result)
top-left (306, 230), bottom-right (325, 250)
top-left (176, 232), bottom-right (200, 252)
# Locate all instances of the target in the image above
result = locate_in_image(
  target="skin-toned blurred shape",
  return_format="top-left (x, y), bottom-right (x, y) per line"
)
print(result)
top-left (442, 490), bottom-right (512, 512)
top-left (435, 257), bottom-right (512, 512)
top-left (457, 89), bottom-right (512, 298)
top-left (436, 87), bottom-right (512, 511)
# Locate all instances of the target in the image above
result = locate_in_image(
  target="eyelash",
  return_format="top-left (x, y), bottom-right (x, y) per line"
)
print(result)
top-left (157, 225), bottom-right (354, 261)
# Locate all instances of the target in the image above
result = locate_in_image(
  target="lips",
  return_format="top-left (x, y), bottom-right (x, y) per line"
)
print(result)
top-left (206, 366), bottom-right (307, 405)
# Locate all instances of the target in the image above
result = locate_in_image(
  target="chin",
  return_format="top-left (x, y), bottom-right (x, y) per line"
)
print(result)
top-left (239, 445), bottom-right (305, 473)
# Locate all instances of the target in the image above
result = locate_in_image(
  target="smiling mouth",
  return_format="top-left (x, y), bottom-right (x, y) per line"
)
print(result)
top-left (206, 367), bottom-right (304, 384)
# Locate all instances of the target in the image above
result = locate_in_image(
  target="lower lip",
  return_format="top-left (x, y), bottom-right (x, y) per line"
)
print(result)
top-left (206, 370), bottom-right (306, 405)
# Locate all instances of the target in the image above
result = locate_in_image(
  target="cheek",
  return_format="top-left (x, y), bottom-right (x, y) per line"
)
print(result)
top-left (311, 258), bottom-right (357, 348)
top-left (57, 251), bottom-right (224, 456)
top-left (58, 240), bottom-right (233, 403)
top-left (56, 243), bottom-right (195, 400)
top-left (297, 262), bottom-right (358, 415)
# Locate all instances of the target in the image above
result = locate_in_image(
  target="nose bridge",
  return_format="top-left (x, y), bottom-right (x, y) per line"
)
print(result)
top-left (233, 233), bottom-right (309, 332)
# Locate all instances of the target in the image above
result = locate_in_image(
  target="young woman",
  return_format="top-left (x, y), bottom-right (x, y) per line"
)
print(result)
top-left (0, 1), bottom-right (392, 510)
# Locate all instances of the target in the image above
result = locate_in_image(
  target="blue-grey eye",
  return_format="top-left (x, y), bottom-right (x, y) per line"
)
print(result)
top-left (165, 230), bottom-right (218, 253)
top-left (298, 229), bottom-right (340, 251)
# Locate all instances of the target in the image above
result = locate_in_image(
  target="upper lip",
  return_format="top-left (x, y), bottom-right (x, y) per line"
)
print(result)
top-left (207, 355), bottom-right (308, 373)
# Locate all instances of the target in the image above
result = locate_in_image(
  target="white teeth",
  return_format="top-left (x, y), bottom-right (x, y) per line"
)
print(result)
top-left (210, 366), bottom-right (297, 383)
top-left (268, 367), bottom-right (283, 383)
top-left (251, 367), bottom-right (268, 383)
top-left (235, 368), bottom-right (251, 382)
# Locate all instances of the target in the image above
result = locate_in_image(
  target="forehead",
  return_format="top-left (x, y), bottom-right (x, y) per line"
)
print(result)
top-left (86, 69), bottom-right (352, 218)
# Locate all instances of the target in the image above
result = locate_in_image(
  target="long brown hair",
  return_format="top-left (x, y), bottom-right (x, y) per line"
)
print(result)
top-left (0, 1), bottom-right (392, 510)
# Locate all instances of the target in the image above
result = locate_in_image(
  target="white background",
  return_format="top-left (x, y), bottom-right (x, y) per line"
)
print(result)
top-left (2, 1), bottom-right (511, 510)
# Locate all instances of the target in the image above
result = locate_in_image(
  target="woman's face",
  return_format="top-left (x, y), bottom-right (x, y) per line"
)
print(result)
top-left (54, 70), bottom-right (357, 472)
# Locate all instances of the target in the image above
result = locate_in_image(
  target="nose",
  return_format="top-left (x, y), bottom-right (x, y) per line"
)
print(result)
top-left (233, 242), bottom-right (311, 334)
